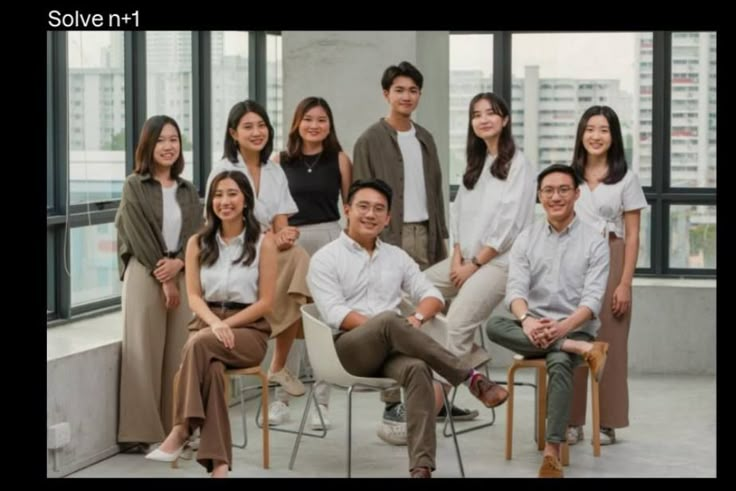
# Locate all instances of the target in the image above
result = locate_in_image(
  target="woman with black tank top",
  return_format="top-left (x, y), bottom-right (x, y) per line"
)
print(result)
top-left (271, 97), bottom-right (352, 429)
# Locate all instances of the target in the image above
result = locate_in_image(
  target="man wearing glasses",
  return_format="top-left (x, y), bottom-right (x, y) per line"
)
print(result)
top-left (307, 178), bottom-right (509, 478)
top-left (485, 164), bottom-right (611, 478)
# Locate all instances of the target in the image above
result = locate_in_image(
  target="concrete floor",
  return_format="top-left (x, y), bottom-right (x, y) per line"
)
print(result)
top-left (68, 370), bottom-right (716, 478)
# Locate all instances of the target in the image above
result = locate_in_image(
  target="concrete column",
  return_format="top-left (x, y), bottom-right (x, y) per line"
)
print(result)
top-left (282, 31), bottom-right (450, 218)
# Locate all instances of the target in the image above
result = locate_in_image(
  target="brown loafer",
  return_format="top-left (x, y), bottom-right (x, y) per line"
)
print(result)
top-left (538, 455), bottom-right (563, 478)
top-left (468, 374), bottom-right (509, 408)
top-left (583, 341), bottom-right (609, 382)
top-left (410, 466), bottom-right (432, 478)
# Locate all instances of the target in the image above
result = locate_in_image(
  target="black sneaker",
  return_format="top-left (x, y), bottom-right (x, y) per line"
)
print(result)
top-left (436, 405), bottom-right (480, 421)
top-left (382, 403), bottom-right (407, 423)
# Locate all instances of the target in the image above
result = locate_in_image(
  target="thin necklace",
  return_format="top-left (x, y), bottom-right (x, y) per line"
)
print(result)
top-left (303, 152), bottom-right (322, 173)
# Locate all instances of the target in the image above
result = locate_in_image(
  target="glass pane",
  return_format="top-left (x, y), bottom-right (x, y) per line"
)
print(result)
top-left (146, 31), bottom-right (193, 181)
top-left (449, 34), bottom-right (493, 186)
top-left (669, 32), bottom-right (716, 188)
top-left (637, 206), bottom-right (651, 269)
top-left (211, 31), bottom-right (249, 166)
top-left (70, 223), bottom-right (122, 307)
top-left (266, 33), bottom-right (283, 152)
top-left (67, 31), bottom-right (126, 205)
top-left (47, 229), bottom-right (55, 316)
top-left (512, 33), bottom-right (652, 185)
top-left (669, 205), bottom-right (716, 269)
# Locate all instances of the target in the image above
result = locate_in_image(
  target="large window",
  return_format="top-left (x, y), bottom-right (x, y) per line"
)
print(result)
top-left (47, 31), bottom-right (276, 324)
top-left (449, 32), bottom-right (716, 278)
top-left (449, 34), bottom-right (493, 186)
top-left (67, 32), bottom-right (126, 205)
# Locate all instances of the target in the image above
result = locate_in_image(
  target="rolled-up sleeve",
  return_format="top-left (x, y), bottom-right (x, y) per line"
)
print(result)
top-left (273, 165), bottom-right (299, 216)
top-left (307, 252), bottom-right (352, 330)
top-left (579, 234), bottom-right (610, 318)
top-left (482, 154), bottom-right (537, 255)
top-left (401, 250), bottom-right (444, 306)
top-left (504, 227), bottom-right (532, 311)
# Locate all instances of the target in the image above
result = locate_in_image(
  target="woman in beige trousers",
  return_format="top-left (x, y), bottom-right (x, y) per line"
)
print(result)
top-left (116, 115), bottom-right (202, 449)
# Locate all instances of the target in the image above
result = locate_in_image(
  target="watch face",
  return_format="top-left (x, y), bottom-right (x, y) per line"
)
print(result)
top-left (414, 313), bottom-right (425, 321)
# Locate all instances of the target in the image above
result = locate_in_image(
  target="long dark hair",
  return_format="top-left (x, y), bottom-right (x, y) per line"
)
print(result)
top-left (198, 171), bottom-right (261, 267)
top-left (463, 93), bottom-right (516, 190)
top-left (222, 100), bottom-right (274, 166)
top-left (134, 115), bottom-right (185, 178)
top-left (284, 96), bottom-right (343, 161)
top-left (571, 105), bottom-right (627, 185)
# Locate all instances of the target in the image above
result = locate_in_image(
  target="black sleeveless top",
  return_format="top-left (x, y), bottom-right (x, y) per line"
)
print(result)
top-left (281, 151), bottom-right (341, 226)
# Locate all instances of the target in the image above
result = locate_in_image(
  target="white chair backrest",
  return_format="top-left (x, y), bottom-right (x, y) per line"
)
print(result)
top-left (300, 304), bottom-right (396, 389)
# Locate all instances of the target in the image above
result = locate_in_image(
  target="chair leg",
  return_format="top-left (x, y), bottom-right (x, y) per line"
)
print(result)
top-left (260, 372), bottom-right (269, 469)
top-left (505, 363), bottom-right (517, 460)
top-left (288, 383), bottom-right (315, 470)
top-left (591, 375), bottom-right (601, 457)
top-left (442, 389), bottom-right (465, 477)
top-left (536, 367), bottom-right (547, 451)
top-left (231, 376), bottom-right (248, 449)
top-left (171, 370), bottom-right (181, 469)
top-left (346, 386), bottom-right (354, 478)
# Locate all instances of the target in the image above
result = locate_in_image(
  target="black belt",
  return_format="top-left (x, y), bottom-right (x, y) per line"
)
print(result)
top-left (207, 301), bottom-right (251, 310)
top-left (164, 251), bottom-right (180, 258)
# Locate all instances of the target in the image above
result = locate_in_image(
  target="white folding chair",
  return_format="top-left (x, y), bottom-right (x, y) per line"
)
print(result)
top-left (289, 304), bottom-right (465, 477)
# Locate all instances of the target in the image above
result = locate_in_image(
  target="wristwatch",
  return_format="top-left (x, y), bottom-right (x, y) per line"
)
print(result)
top-left (471, 256), bottom-right (483, 268)
top-left (411, 312), bottom-right (426, 324)
top-left (519, 312), bottom-right (533, 323)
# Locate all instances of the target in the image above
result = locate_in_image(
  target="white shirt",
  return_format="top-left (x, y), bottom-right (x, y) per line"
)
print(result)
top-left (450, 151), bottom-right (537, 266)
top-left (161, 182), bottom-right (182, 253)
top-left (575, 170), bottom-right (647, 239)
top-left (397, 125), bottom-right (429, 223)
top-left (307, 232), bottom-right (444, 332)
top-left (200, 231), bottom-right (263, 304)
top-left (206, 155), bottom-right (298, 228)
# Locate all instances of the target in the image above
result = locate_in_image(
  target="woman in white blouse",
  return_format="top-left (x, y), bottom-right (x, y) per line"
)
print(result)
top-left (146, 170), bottom-right (277, 477)
top-left (566, 106), bottom-right (647, 447)
top-left (425, 92), bottom-right (536, 376)
top-left (205, 100), bottom-right (310, 397)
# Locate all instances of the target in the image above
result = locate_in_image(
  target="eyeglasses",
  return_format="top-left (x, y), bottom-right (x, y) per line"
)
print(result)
top-left (539, 185), bottom-right (574, 199)
top-left (353, 202), bottom-right (388, 215)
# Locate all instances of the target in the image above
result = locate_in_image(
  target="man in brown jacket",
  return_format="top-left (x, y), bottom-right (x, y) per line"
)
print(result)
top-left (353, 61), bottom-right (478, 446)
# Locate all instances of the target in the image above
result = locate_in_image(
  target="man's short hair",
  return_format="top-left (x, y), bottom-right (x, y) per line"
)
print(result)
top-left (537, 164), bottom-right (581, 191)
top-left (347, 178), bottom-right (393, 210)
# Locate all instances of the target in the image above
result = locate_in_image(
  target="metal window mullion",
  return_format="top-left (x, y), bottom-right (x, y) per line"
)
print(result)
top-left (193, 31), bottom-right (212, 194)
top-left (126, 31), bottom-right (146, 176)
top-left (492, 31), bottom-right (512, 106)
top-left (249, 31), bottom-right (267, 105)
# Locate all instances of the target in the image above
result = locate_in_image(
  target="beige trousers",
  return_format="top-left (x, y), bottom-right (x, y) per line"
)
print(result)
top-left (117, 257), bottom-right (191, 443)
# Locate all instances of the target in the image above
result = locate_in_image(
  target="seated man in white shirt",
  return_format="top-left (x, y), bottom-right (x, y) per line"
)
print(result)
top-left (486, 164), bottom-right (610, 478)
top-left (307, 178), bottom-right (509, 478)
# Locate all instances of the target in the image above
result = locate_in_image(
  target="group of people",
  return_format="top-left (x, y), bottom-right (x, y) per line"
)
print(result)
top-left (114, 60), bottom-right (647, 478)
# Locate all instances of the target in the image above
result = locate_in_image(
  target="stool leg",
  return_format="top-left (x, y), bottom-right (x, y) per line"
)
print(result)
top-left (591, 375), bottom-right (601, 457)
top-left (561, 441), bottom-right (570, 466)
top-left (505, 364), bottom-right (517, 460)
top-left (537, 367), bottom-right (547, 451)
top-left (260, 372), bottom-right (270, 469)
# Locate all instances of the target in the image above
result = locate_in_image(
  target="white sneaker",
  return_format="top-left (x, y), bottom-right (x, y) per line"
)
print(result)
top-left (376, 422), bottom-right (407, 446)
top-left (566, 425), bottom-right (583, 446)
top-left (310, 404), bottom-right (331, 430)
top-left (258, 400), bottom-right (291, 426)
top-left (599, 427), bottom-right (616, 445)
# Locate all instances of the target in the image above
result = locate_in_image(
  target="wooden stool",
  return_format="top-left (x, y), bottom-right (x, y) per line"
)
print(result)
top-left (225, 367), bottom-right (270, 469)
top-left (505, 355), bottom-right (601, 466)
top-left (170, 366), bottom-right (270, 469)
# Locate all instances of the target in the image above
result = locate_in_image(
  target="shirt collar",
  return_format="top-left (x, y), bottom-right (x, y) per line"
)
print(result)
top-left (216, 228), bottom-right (246, 248)
top-left (339, 231), bottom-right (383, 254)
top-left (545, 214), bottom-right (579, 236)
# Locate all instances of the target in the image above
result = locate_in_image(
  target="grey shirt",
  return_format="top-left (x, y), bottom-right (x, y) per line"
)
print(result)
top-left (505, 215), bottom-right (610, 337)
